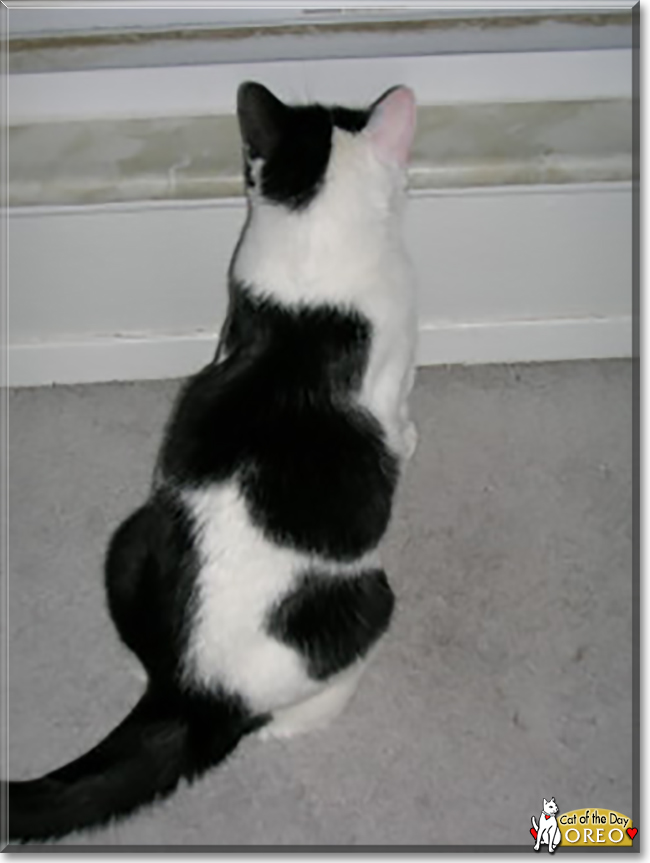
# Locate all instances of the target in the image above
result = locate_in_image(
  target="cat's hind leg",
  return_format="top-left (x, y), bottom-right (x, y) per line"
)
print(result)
top-left (262, 566), bottom-right (393, 740)
top-left (259, 663), bottom-right (365, 741)
top-left (105, 504), bottom-right (159, 679)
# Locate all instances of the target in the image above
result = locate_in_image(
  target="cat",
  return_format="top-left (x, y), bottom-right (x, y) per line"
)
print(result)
top-left (532, 798), bottom-right (562, 853)
top-left (4, 80), bottom-right (418, 843)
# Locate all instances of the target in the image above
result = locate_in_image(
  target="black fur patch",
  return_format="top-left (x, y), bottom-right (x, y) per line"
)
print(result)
top-left (105, 490), bottom-right (200, 686)
top-left (242, 99), bottom-right (332, 210)
top-left (160, 284), bottom-right (398, 561)
top-left (330, 106), bottom-right (371, 134)
top-left (267, 569), bottom-right (395, 680)
top-left (259, 104), bottom-right (332, 210)
top-left (237, 82), bottom-right (372, 211)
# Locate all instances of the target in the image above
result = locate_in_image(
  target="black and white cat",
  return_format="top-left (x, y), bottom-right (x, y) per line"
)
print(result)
top-left (5, 81), bottom-right (418, 843)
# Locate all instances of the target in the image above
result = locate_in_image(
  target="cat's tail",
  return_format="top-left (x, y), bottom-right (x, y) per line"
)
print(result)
top-left (4, 685), bottom-right (266, 844)
top-left (531, 816), bottom-right (539, 832)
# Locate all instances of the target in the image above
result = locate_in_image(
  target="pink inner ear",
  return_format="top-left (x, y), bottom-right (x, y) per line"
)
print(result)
top-left (366, 86), bottom-right (417, 166)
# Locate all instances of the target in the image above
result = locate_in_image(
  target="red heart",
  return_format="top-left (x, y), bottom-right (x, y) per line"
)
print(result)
top-left (545, 814), bottom-right (551, 820)
top-left (627, 828), bottom-right (638, 840)
top-left (530, 827), bottom-right (538, 840)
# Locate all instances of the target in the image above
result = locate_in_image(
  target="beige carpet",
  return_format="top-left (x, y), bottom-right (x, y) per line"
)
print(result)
top-left (7, 360), bottom-right (634, 848)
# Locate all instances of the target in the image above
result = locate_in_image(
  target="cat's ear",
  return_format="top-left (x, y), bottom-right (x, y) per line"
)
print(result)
top-left (237, 82), bottom-right (287, 160)
top-left (365, 85), bottom-right (417, 167)
top-left (544, 799), bottom-right (548, 806)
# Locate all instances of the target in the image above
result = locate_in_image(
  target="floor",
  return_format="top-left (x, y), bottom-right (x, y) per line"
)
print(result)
top-left (7, 360), bottom-right (634, 848)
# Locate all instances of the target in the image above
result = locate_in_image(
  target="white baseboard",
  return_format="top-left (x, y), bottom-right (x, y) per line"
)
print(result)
top-left (8, 315), bottom-right (632, 388)
top-left (8, 332), bottom-right (217, 389)
top-left (417, 316), bottom-right (632, 367)
top-left (7, 184), bottom-right (633, 387)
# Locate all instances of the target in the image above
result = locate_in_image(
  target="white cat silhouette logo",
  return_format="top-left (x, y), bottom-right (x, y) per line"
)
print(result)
top-left (531, 797), bottom-right (562, 853)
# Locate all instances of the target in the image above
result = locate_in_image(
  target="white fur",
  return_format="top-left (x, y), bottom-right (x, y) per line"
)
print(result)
top-left (233, 128), bottom-right (418, 461)
top-left (183, 483), bottom-right (380, 714)
top-left (258, 662), bottom-right (367, 741)
top-left (532, 798), bottom-right (562, 853)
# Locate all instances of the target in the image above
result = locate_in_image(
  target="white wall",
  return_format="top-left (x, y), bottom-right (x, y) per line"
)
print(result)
top-left (8, 182), bottom-right (632, 386)
top-left (7, 22), bottom-right (634, 386)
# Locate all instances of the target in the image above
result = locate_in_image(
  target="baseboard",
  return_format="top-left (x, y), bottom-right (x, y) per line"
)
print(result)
top-left (8, 316), bottom-right (632, 388)
top-left (7, 181), bottom-right (633, 387)
top-left (8, 332), bottom-right (217, 389)
top-left (417, 316), bottom-right (633, 367)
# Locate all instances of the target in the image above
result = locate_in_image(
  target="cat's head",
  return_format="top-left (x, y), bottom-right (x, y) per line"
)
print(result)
top-left (543, 798), bottom-right (559, 815)
top-left (236, 82), bottom-right (416, 215)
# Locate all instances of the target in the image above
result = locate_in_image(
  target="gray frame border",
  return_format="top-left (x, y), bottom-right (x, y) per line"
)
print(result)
top-left (1, 0), bottom-right (10, 854)
top-left (0, 1), bottom-right (640, 854)
top-left (631, 0), bottom-right (640, 851)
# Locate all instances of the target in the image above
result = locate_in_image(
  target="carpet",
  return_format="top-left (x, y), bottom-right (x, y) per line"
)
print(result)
top-left (7, 360), bottom-right (633, 847)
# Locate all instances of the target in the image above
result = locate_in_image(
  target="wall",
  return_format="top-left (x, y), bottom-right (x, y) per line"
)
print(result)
top-left (6, 11), bottom-right (634, 386)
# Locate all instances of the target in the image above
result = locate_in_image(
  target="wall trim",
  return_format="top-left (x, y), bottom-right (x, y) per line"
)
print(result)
top-left (8, 11), bottom-right (632, 74)
top-left (8, 100), bottom-right (632, 208)
top-left (8, 316), bottom-right (632, 388)
top-left (417, 316), bottom-right (633, 367)
top-left (7, 7), bottom-right (633, 39)
top-left (8, 48), bottom-right (632, 125)
top-left (8, 181), bottom-right (632, 387)
top-left (5, 180), bottom-right (634, 220)
top-left (8, 332), bottom-right (216, 388)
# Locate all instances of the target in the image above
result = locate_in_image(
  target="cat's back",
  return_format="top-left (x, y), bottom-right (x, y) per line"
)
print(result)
top-left (159, 286), bottom-right (398, 561)
top-left (149, 82), bottom-right (416, 713)
top-left (156, 290), bottom-right (397, 707)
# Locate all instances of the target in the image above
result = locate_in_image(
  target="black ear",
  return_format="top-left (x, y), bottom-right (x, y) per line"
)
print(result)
top-left (237, 82), bottom-right (287, 160)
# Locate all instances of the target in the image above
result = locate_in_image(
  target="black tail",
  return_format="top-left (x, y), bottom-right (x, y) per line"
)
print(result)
top-left (5, 686), bottom-right (264, 844)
